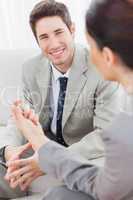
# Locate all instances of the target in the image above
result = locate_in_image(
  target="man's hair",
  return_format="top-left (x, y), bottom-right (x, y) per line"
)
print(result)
top-left (29, 0), bottom-right (72, 39)
top-left (86, 0), bottom-right (133, 69)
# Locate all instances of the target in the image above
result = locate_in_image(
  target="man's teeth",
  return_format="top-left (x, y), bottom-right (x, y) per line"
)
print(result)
top-left (51, 49), bottom-right (64, 56)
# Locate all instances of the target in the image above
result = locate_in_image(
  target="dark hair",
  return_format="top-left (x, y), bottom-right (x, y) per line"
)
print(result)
top-left (29, 0), bottom-right (72, 39)
top-left (86, 0), bottom-right (133, 69)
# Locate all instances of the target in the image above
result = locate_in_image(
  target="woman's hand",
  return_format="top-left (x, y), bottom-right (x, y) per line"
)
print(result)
top-left (11, 103), bottom-right (49, 151)
top-left (5, 152), bottom-right (44, 191)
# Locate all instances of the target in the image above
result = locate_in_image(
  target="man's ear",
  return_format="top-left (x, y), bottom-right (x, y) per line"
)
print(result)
top-left (102, 47), bottom-right (116, 68)
top-left (70, 23), bottom-right (75, 37)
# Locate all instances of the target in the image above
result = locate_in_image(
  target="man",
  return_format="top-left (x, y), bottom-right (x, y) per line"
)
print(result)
top-left (0, 0), bottom-right (120, 199)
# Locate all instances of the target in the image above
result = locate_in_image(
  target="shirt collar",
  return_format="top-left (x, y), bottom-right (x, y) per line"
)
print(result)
top-left (51, 63), bottom-right (70, 82)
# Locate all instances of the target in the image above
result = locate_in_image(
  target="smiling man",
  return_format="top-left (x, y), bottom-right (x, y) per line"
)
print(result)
top-left (0, 0), bottom-right (120, 199)
top-left (36, 16), bottom-right (75, 73)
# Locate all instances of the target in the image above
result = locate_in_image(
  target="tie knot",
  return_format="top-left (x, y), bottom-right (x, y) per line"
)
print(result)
top-left (59, 77), bottom-right (68, 91)
top-left (59, 77), bottom-right (68, 84)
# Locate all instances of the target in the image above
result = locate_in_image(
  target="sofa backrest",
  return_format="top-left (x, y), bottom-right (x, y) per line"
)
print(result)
top-left (0, 49), bottom-right (39, 125)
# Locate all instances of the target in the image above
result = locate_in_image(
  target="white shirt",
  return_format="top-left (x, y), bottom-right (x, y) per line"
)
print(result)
top-left (50, 64), bottom-right (70, 134)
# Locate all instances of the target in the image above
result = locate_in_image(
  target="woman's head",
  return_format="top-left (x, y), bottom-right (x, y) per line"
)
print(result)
top-left (85, 0), bottom-right (133, 81)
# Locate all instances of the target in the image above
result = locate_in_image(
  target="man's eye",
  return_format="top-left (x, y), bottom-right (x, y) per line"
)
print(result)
top-left (40, 36), bottom-right (48, 40)
top-left (56, 31), bottom-right (63, 35)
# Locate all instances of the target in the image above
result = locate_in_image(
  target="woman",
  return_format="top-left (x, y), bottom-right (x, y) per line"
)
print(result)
top-left (6, 0), bottom-right (133, 199)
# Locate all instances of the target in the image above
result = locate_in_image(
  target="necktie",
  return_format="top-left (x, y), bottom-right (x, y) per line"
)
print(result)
top-left (56, 77), bottom-right (68, 146)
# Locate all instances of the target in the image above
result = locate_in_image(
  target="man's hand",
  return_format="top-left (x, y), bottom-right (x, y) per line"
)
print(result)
top-left (5, 143), bottom-right (31, 162)
top-left (11, 104), bottom-right (49, 151)
top-left (5, 152), bottom-right (44, 191)
top-left (4, 143), bottom-right (32, 190)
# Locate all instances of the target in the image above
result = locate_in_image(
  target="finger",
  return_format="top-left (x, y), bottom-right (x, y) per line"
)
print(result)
top-left (28, 110), bottom-right (39, 125)
top-left (5, 152), bottom-right (24, 180)
top-left (23, 109), bottom-right (31, 118)
top-left (7, 157), bottom-right (30, 169)
top-left (11, 100), bottom-right (23, 118)
top-left (28, 109), bottom-right (35, 121)
top-left (7, 159), bottom-right (27, 169)
top-left (20, 173), bottom-right (39, 191)
top-left (12, 104), bottom-right (31, 123)
top-left (9, 178), bottom-right (19, 189)
top-left (4, 174), bottom-right (16, 186)
top-left (7, 143), bottom-right (31, 164)
top-left (7, 165), bottom-right (18, 176)
top-left (18, 143), bottom-right (31, 156)
top-left (32, 114), bottom-right (39, 125)
top-left (34, 114), bottom-right (39, 123)
top-left (9, 176), bottom-right (22, 189)
top-left (11, 105), bottom-right (24, 121)
top-left (12, 105), bottom-right (38, 127)
top-left (8, 174), bottom-right (22, 189)
top-left (5, 163), bottom-right (18, 181)
top-left (10, 171), bottom-right (34, 190)
top-left (13, 100), bottom-right (22, 107)
top-left (7, 165), bottom-right (30, 180)
top-left (18, 171), bottom-right (33, 185)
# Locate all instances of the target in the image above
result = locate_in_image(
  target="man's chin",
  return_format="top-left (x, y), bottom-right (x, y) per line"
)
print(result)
top-left (52, 60), bottom-right (65, 67)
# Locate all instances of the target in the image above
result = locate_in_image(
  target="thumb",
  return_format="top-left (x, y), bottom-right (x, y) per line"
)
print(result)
top-left (13, 99), bottom-right (22, 107)
top-left (8, 143), bottom-right (32, 163)
top-left (11, 105), bottom-right (24, 121)
top-left (13, 143), bottom-right (32, 160)
top-left (18, 143), bottom-right (32, 156)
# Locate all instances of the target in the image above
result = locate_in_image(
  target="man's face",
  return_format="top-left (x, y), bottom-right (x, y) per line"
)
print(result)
top-left (36, 16), bottom-right (75, 69)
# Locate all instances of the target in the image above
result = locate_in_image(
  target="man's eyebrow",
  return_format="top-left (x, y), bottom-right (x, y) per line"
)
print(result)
top-left (38, 29), bottom-right (64, 39)
top-left (39, 33), bottom-right (48, 39)
top-left (54, 28), bottom-right (64, 33)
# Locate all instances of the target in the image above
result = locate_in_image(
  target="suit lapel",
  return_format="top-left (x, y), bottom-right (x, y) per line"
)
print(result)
top-left (35, 56), bottom-right (51, 111)
top-left (62, 45), bottom-right (88, 128)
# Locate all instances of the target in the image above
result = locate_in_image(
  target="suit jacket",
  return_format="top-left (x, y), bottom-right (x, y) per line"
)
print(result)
top-left (0, 44), bottom-right (120, 160)
top-left (38, 112), bottom-right (133, 200)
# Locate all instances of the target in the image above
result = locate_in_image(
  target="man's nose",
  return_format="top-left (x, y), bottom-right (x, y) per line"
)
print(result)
top-left (49, 36), bottom-right (60, 49)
